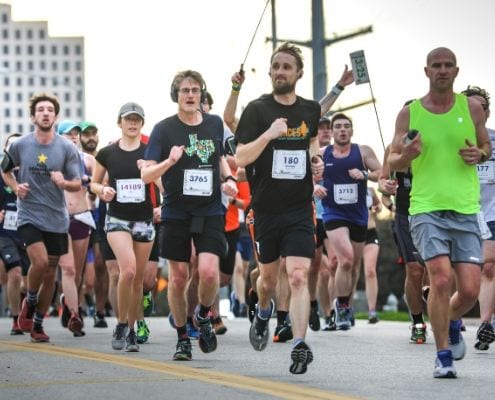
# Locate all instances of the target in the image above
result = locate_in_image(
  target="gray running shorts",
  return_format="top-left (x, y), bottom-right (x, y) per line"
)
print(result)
top-left (409, 211), bottom-right (482, 265)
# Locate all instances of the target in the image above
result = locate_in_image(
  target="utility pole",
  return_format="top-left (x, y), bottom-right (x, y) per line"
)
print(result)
top-left (267, 0), bottom-right (372, 101)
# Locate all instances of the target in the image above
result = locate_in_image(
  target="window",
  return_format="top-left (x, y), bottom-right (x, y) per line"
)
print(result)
top-left (27, 29), bottom-right (33, 39)
top-left (64, 92), bottom-right (71, 102)
top-left (17, 108), bottom-right (23, 118)
top-left (52, 61), bottom-right (58, 70)
top-left (77, 108), bottom-right (83, 118)
top-left (2, 61), bottom-right (9, 68)
top-left (63, 45), bottom-right (69, 55)
top-left (15, 45), bottom-right (21, 55)
top-left (75, 45), bottom-right (82, 55)
top-left (52, 77), bottom-right (58, 86)
top-left (39, 29), bottom-right (45, 39)
top-left (16, 93), bottom-right (23, 102)
top-left (27, 45), bottom-right (33, 55)
top-left (2, 45), bottom-right (8, 55)
top-left (39, 60), bottom-right (46, 70)
top-left (15, 29), bottom-right (20, 39)
top-left (1, 13), bottom-right (7, 23)
top-left (16, 61), bottom-right (22, 70)
top-left (4, 109), bottom-right (10, 117)
top-left (63, 76), bottom-right (70, 86)
top-left (4, 124), bottom-right (11, 134)
top-left (63, 61), bottom-right (69, 71)
top-left (18, 124), bottom-right (23, 133)
top-left (39, 45), bottom-right (45, 55)
top-left (28, 77), bottom-right (34, 85)
top-left (16, 77), bottom-right (22, 86)
top-left (65, 109), bottom-right (71, 118)
top-left (2, 29), bottom-right (8, 39)
top-left (40, 77), bottom-right (46, 86)
top-left (75, 61), bottom-right (82, 71)
top-left (4, 92), bottom-right (10, 101)
top-left (51, 45), bottom-right (57, 55)
top-left (3, 77), bottom-right (9, 86)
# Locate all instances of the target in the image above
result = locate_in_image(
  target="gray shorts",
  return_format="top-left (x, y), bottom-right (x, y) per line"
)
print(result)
top-left (409, 211), bottom-right (482, 265)
top-left (105, 215), bottom-right (155, 243)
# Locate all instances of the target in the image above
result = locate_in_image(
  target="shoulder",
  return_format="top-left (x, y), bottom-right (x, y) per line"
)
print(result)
top-left (297, 96), bottom-right (320, 112)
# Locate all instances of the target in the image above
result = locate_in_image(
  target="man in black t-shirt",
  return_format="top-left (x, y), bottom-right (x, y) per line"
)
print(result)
top-left (142, 70), bottom-right (237, 362)
top-left (235, 42), bottom-right (323, 375)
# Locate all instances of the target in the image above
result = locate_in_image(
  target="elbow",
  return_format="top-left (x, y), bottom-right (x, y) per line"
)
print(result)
top-left (234, 154), bottom-right (247, 168)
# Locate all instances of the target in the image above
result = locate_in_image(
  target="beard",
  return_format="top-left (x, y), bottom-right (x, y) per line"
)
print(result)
top-left (273, 80), bottom-right (296, 95)
top-left (81, 140), bottom-right (97, 152)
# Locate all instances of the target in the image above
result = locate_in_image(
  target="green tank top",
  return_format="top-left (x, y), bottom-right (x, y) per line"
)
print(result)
top-left (409, 94), bottom-right (480, 215)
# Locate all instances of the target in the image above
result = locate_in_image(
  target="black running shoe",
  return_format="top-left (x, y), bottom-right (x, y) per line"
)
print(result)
top-left (249, 314), bottom-right (270, 351)
top-left (273, 320), bottom-right (293, 343)
top-left (93, 312), bottom-right (108, 328)
top-left (322, 310), bottom-right (337, 331)
top-left (173, 338), bottom-right (192, 361)
top-left (309, 304), bottom-right (321, 331)
top-left (475, 321), bottom-right (495, 350)
top-left (196, 314), bottom-right (217, 354)
top-left (247, 288), bottom-right (258, 324)
top-left (290, 341), bottom-right (313, 375)
top-left (60, 294), bottom-right (70, 328)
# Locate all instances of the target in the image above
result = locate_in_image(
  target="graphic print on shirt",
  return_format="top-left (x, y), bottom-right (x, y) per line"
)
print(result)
top-left (184, 134), bottom-right (215, 163)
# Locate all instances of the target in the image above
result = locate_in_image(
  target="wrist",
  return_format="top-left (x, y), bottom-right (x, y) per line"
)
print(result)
top-left (361, 170), bottom-right (369, 180)
top-left (330, 84), bottom-right (344, 97)
top-left (224, 175), bottom-right (237, 184)
top-left (229, 197), bottom-right (236, 205)
top-left (231, 82), bottom-right (242, 94)
top-left (479, 149), bottom-right (489, 163)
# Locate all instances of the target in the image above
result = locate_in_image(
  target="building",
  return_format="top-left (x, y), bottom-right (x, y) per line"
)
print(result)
top-left (0, 3), bottom-right (85, 145)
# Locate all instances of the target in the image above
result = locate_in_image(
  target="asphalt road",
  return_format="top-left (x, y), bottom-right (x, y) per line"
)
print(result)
top-left (0, 316), bottom-right (493, 400)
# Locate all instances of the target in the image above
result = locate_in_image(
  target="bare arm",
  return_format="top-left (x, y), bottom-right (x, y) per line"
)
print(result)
top-left (360, 144), bottom-right (382, 182)
top-left (458, 98), bottom-right (492, 164)
top-left (235, 118), bottom-right (287, 168)
top-left (378, 144), bottom-right (398, 196)
top-left (319, 65), bottom-right (354, 117)
top-left (1, 170), bottom-right (19, 196)
top-left (140, 145), bottom-right (184, 184)
top-left (388, 106), bottom-right (421, 171)
top-left (223, 71), bottom-right (245, 133)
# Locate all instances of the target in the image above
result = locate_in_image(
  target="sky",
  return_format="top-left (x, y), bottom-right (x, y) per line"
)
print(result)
top-left (4, 0), bottom-right (495, 160)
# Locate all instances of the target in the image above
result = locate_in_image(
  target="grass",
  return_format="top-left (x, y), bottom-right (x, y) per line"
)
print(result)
top-left (354, 311), bottom-right (411, 322)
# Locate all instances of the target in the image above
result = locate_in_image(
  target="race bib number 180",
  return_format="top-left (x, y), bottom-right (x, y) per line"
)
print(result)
top-left (272, 150), bottom-right (306, 180)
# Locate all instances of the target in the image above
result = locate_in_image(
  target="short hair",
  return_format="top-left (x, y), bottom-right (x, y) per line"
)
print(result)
top-left (330, 113), bottom-right (353, 129)
top-left (461, 85), bottom-right (490, 110)
top-left (270, 42), bottom-right (304, 70)
top-left (426, 47), bottom-right (457, 66)
top-left (29, 93), bottom-right (60, 117)
top-left (171, 70), bottom-right (205, 95)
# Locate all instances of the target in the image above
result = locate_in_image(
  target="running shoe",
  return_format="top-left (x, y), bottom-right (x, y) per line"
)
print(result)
top-left (249, 314), bottom-right (270, 351)
top-left (93, 312), bottom-right (108, 328)
top-left (212, 316), bottom-right (228, 335)
top-left (247, 288), bottom-right (258, 323)
top-left (474, 321), bottom-right (495, 351)
top-left (368, 311), bottom-right (379, 324)
top-left (410, 323), bottom-right (427, 344)
top-left (10, 320), bottom-right (24, 335)
top-left (308, 304), bottom-right (321, 331)
top-left (19, 298), bottom-right (35, 332)
top-left (142, 291), bottom-right (154, 317)
top-left (173, 338), bottom-right (192, 361)
top-left (30, 326), bottom-right (50, 343)
top-left (125, 329), bottom-right (140, 352)
top-left (322, 310), bottom-right (337, 331)
top-left (60, 294), bottom-right (70, 328)
top-left (112, 323), bottom-right (128, 350)
top-left (334, 300), bottom-right (351, 331)
top-left (448, 319), bottom-right (466, 360)
top-left (238, 303), bottom-right (248, 318)
top-left (68, 312), bottom-right (85, 337)
top-left (273, 320), bottom-right (293, 343)
top-left (187, 321), bottom-right (199, 340)
top-left (433, 351), bottom-right (456, 379)
top-left (196, 313), bottom-right (217, 354)
top-left (230, 291), bottom-right (240, 317)
top-left (137, 320), bottom-right (150, 344)
top-left (290, 341), bottom-right (313, 375)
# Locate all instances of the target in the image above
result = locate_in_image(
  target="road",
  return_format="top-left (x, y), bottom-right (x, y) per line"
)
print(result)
top-left (0, 316), bottom-right (493, 400)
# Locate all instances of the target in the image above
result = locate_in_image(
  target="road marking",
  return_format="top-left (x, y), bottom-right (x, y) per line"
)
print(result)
top-left (0, 341), bottom-right (360, 400)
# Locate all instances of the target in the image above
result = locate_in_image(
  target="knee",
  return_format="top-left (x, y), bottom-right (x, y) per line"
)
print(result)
top-left (365, 268), bottom-right (377, 280)
top-left (200, 267), bottom-right (219, 287)
top-left (482, 263), bottom-right (495, 280)
top-left (8, 268), bottom-right (22, 284)
top-left (407, 264), bottom-right (424, 283)
top-left (430, 275), bottom-right (451, 295)
top-left (120, 267), bottom-right (136, 285)
top-left (289, 268), bottom-right (308, 290)
top-left (170, 274), bottom-right (188, 292)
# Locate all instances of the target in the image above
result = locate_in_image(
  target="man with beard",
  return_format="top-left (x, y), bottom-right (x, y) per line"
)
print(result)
top-left (1, 93), bottom-right (81, 342)
top-left (318, 113), bottom-right (381, 331)
top-left (235, 42), bottom-right (323, 375)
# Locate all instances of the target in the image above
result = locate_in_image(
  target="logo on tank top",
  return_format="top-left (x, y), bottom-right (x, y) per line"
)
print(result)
top-left (185, 134), bottom-right (215, 163)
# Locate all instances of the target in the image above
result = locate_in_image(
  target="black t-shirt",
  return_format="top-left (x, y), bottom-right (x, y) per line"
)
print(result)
top-left (395, 170), bottom-right (412, 216)
top-left (145, 113), bottom-right (225, 219)
top-left (236, 94), bottom-right (320, 213)
top-left (95, 141), bottom-right (153, 221)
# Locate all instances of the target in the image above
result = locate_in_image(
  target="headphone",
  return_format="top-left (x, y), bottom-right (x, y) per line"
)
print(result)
top-left (170, 76), bottom-right (208, 103)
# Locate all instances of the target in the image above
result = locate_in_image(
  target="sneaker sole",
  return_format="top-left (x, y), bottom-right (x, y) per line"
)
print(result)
top-left (173, 354), bottom-right (192, 361)
top-left (475, 341), bottom-right (490, 351)
top-left (290, 347), bottom-right (314, 374)
top-left (111, 340), bottom-right (126, 350)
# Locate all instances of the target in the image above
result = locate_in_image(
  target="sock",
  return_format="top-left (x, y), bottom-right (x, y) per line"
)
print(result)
top-left (13, 315), bottom-right (19, 322)
top-left (277, 311), bottom-right (288, 325)
top-left (187, 316), bottom-right (194, 325)
top-left (258, 305), bottom-right (272, 320)
top-left (177, 325), bottom-right (188, 340)
top-left (310, 300), bottom-right (318, 309)
top-left (292, 338), bottom-right (304, 348)
top-left (198, 304), bottom-right (210, 319)
top-left (411, 312), bottom-right (424, 325)
top-left (27, 290), bottom-right (38, 306)
top-left (33, 311), bottom-right (44, 329)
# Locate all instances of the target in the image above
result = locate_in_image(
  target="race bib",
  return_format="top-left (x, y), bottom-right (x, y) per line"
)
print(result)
top-left (477, 161), bottom-right (495, 184)
top-left (3, 210), bottom-right (18, 231)
top-left (183, 169), bottom-right (213, 196)
top-left (116, 178), bottom-right (145, 203)
top-left (334, 183), bottom-right (358, 204)
top-left (272, 150), bottom-right (306, 179)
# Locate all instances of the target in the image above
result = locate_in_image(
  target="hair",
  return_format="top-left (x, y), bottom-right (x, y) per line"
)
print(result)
top-left (270, 42), bottom-right (304, 71)
top-left (4, 132), bottom-right (21, 151)
top-left (28, 93), bottom-right (60, 117)
top-left (461, 85), bottom-right (490, 110)
top-left (330, 113), bottom-right (353, 129)
top-left (204, 92), bottom-right (213, 107)
top-left (171, 70), bottom-right (205, 98)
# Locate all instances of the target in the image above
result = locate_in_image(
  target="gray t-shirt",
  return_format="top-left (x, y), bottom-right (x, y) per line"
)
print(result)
top-left (8, 133), bottom-right (81, 233)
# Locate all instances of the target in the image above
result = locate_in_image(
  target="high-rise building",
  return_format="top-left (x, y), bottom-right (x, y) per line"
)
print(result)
top-left (0, 3), bottom-right (85, 144)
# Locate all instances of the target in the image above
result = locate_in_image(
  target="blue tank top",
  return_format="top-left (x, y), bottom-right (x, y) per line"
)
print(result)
top-left (321, 143), bottom-right (368, 226)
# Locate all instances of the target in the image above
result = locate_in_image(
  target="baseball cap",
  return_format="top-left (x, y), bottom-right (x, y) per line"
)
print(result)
top-left (319, 116), bottom-right (330, 125)
top-left (57, 120), bottom-right (80, 135)
top-left (79, 121), bottom-right (98, 132)
top-left (118, 102), bottom-right (145, 119)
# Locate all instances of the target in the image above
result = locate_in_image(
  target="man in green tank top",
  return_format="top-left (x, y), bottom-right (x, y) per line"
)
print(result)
top-left (388, 47), bottom-right (491, 379)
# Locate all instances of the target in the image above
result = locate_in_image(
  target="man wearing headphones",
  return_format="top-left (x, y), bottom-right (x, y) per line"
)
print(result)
top-left (141, 70), bottom-right (237, 361)
top-left (235, 42), bottom-right (323, 375)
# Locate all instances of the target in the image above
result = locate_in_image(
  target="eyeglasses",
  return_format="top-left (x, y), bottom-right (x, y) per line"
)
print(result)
top-left (178, 87), bottom-right (201, 95)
